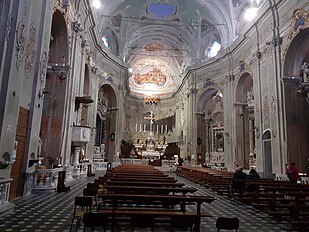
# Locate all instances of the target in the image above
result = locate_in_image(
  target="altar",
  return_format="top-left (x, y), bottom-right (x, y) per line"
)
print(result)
top-left (141, 150), bottom-right (161, 159)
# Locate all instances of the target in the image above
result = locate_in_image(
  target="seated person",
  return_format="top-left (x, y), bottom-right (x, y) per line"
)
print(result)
top-left (286, 162), bottom-right (300, 183)
top-left (231, 167), bottom-right (247, 193)
top-left (246, 168), bottom-right (260, 191)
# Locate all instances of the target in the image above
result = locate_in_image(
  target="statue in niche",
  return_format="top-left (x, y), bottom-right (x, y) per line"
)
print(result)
top-left (246, 92), bottom-right (254, 107)
top-left (125, 109), bottom-right (131, 131)
top-left (301, 62), bottom-right (309, 82)
top-left (216, 133), bottom-right (224, 152)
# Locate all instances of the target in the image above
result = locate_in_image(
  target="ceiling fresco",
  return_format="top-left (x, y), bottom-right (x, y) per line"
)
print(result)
top-left (94, 0), bottom-right (266, 98)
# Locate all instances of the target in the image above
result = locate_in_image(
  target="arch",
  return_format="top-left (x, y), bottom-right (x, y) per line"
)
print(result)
top-left (197, 88), bottom-right (219, 113)
top-left (96, 84), bottom-right (118, 161)
top-left (234, 72), bottom-right (254, 169)
top-left (196, 87), bottom-right (224, 166)
top-left (235, 72), bottom-right (253, 102)
top-left (282, 27), bottom-right (309, 172)
top-left (40, 10), bottom-right (69, 166)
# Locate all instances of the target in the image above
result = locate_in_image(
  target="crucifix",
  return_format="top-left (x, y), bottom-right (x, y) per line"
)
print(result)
top-left (144, 111), bottom-right (157, 132)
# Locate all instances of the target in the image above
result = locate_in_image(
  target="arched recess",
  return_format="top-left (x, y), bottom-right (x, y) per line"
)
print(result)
top-left (235, 73), bottom-right (254, 169)
top-left (96, 84), bottom-right (117, 161)
top-left (197, 88), bottom-right (224, 166)
top-left (81, 64), bottom-right (90, 126)
top-left (282, 27), bottom-right (309, 172)
top-left (40, 10), bottom-right (69, 166)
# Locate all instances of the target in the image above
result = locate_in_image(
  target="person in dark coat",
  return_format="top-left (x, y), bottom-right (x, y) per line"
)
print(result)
top-left (286, 162), bottom-right (300, 183)
top-left (246, 168), bottom-right (260, 191)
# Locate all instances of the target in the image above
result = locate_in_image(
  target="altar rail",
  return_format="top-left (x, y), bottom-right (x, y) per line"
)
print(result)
top-left (159, 160), bottom-right (177, 172)
top-left (120, 159), bottom-right (149, 165)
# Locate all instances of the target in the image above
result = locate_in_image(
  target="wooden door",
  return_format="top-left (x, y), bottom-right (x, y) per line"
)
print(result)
top-left (9, 107), bottom-right (29, 200)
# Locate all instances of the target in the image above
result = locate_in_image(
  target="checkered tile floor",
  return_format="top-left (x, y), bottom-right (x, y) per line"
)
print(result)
top-left (0, 171), bottom-right (304, 231)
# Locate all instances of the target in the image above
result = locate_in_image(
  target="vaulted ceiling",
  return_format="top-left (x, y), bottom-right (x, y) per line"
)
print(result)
top-left (93, 0), bottom-right (265, 98)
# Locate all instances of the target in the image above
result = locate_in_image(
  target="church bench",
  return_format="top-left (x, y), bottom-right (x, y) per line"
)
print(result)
top-left (97, 193), bottom-right (215, 232)
top-left (98, 208), bottom-right (211, 228)
top-left (103, 185), bottom-right (197, 195)
top-left (105, 180), bottom-right (185, 187)
top-left (108, 177), bottom-right (177, 182)
top-left (112, 172), bottom-right (168, 177)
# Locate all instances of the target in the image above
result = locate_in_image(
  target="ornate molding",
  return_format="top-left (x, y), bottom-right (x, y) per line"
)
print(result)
top-left (15, 19), bottom-right (26, 70)
top-left (25, 25), bottom-right (37, 77)
top-left (288, 9), bottom-right (309, 41)
top-left (39, 51), bottom-right (48, 82)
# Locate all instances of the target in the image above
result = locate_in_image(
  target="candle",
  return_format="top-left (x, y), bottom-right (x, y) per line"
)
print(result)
top-left (144, 124), bottom-right (146, 132)
top-left (165, 125), bottom-right (168, 134)
top-left (156, 125), bottom-right (159, 133)
top-left (135, 124), bottom-right (138, 132)
top-left (139, 124), bottom-right (142, 132)
top-left (161, 125), bottom-right (163, 134)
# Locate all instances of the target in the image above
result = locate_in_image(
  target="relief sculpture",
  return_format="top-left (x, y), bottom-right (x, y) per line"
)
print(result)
top-left (16, 20), bottom-right (26, 70)
top-left (25, 25), bottom-right (36, 76)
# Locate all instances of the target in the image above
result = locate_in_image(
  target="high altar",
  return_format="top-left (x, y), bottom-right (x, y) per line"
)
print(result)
top-left (133, 112), bottom-right (168, 160)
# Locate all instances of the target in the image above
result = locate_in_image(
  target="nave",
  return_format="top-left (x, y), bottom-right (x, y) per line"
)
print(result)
top-left (0, 171), bottom-right (296, 232)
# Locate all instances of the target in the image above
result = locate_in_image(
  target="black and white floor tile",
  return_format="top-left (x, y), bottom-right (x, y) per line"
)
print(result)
top-left (0, 171), bottom-right (305, 231)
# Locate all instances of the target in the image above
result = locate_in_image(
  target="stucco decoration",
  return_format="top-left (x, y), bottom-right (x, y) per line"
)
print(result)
top-left (16, 20), bottom-right (26, 70)
top-left (40, 51), bottom-right (48, 82)
top-left (288, 9), bottom-right (309, 40)
top-left (25, 25), bottom-right (36, 77)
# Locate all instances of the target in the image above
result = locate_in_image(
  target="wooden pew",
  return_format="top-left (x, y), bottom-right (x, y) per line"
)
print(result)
top-left (103, 185), bottom-right (197, 195)
top-left (97, 193), bottom-right (215, 232)
top-left (105, 180), bottom-right (185, 187)
top-left (108, 177), bottom-right (177, 182)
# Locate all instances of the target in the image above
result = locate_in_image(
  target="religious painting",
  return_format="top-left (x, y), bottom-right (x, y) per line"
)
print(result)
top-left (134, 68), bottom-right (167, 86)
top-left (144, 43), bottom-right (165, 52)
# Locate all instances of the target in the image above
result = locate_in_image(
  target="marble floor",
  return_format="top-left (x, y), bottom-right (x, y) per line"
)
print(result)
top-left (0, 171), bottom-right (305, 232)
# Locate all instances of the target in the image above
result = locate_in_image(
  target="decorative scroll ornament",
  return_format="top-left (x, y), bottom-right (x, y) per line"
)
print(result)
top-left (25, 25), bottom-right (36, 77)
top-left (15, 20), bottom-right (26, 70)
top-left (288, 9), bottom-right (309, 39)
top-left (39, 51), bottom-right (47, 82)
top-left (6, 14), bottom-right (13, 46)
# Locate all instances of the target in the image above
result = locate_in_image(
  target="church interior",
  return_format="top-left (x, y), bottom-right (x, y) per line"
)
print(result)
top-left (0, 0), bottom-right (309, 231)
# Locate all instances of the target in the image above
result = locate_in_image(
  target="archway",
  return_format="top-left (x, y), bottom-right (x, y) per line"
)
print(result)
top-left (235, 73), bottom-right (254, 169)
top-left (96, 84), bottom-right (117, 161)
top-left (282, 27), bottom-right (309, 172)
top-left (40, 10), bottom-right (69, 167)
top-left (197, 88), bottom-right (224, 166)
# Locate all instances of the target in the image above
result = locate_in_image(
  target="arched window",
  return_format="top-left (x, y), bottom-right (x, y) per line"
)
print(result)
top-left (101, 35), bottom-right (110, 49)
top-left (207, 41), bottom-right (221, 58)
